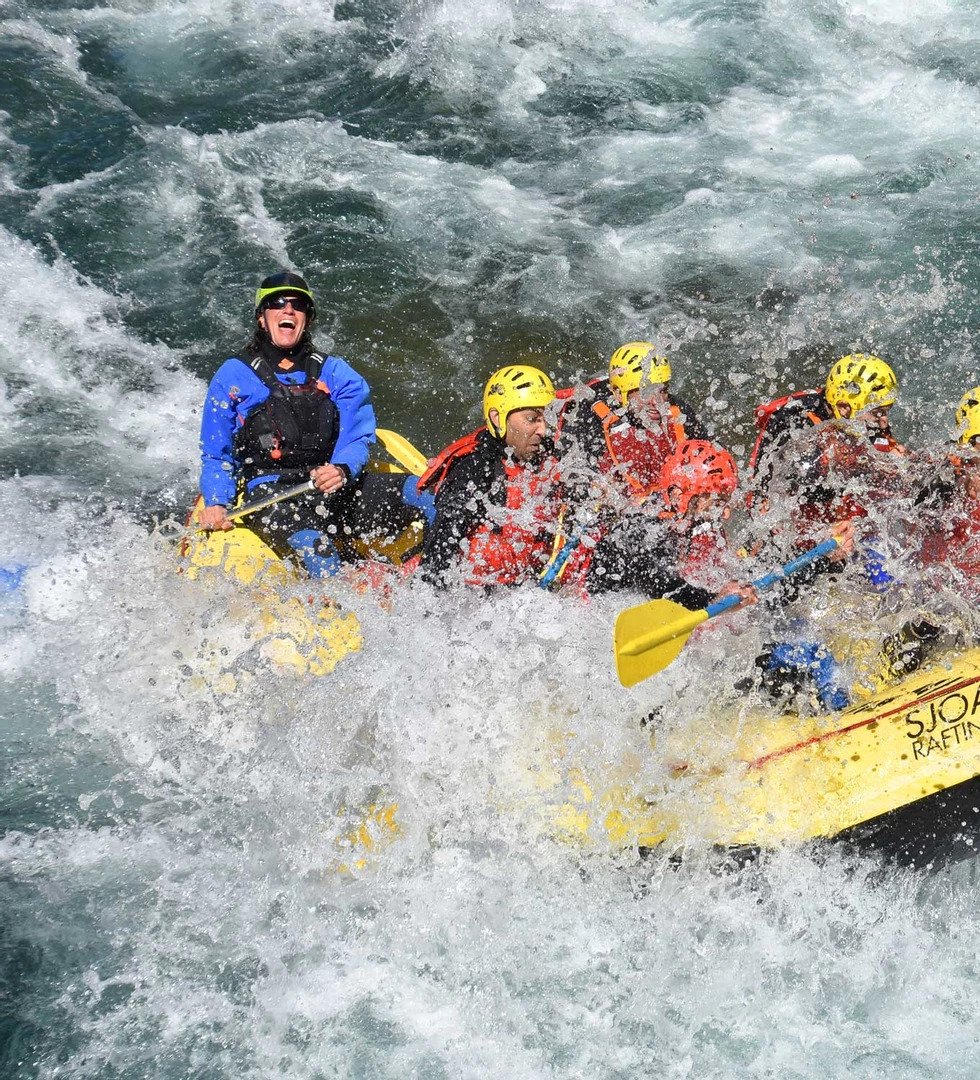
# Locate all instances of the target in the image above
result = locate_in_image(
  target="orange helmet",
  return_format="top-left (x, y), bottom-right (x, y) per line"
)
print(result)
top-left (660, 440), bottom-right (738, 515)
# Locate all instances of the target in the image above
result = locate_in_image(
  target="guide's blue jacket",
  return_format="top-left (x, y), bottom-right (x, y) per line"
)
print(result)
top-left (199, 348), bottom-right (376, 507)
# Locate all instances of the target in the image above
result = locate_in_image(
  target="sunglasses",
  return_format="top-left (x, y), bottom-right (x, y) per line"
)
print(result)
top-left (262, 294), bottom-right (313, 313)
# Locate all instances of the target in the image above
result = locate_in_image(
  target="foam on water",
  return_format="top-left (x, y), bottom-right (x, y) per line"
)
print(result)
top-left (4, 518), bottom-right (980, 1077)
top-left (0, 228), bottom-right (200, 500)
top-left (5, 0), bottom-right (976, 419)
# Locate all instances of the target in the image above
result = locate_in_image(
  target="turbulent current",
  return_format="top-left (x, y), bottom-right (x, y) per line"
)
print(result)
top-left (2, 1), bottom-right (979, 1076)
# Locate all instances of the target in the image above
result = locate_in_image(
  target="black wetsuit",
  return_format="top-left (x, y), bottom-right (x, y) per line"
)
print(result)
top-left (419, 430), bottom-right (509, 586)
top-left (750, 391), bottom-right (834, 504)
top-left (585, 518), bottom-right (714, 610)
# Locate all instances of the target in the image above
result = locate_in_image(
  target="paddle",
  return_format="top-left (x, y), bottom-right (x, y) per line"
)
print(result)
top-left (614, 537), bottom-right (840, 688)
top-left (217, 431), bottom-right (428, 526)
top-left (376, 429), bottom-right (429, 476)
top-left (226, 480), bottom-right (314, 522)
top-left (539, 535), bottom-right (580, 589)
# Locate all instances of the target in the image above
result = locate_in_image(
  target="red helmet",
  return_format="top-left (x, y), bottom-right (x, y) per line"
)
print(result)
top-left (660, 440), bottom-right (738, 515)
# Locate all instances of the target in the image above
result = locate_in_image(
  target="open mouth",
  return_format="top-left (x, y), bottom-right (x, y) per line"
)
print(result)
top-left (278, 317), bottom-right (297, 330)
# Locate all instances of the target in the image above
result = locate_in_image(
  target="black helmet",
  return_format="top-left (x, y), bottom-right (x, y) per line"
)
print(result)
top-left (254, 271), bottom-right (317, 324)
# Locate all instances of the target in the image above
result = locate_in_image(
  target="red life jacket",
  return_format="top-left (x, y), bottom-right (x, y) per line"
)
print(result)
top-left (417, 427), bottom-right (483, 495)
top-left (590, 400), bottom-right (687, 503)
top-left (420, 426), bottom-right (565, 587)
top-left (676, 524), bottom-right (734, 592)
top-left (748, 389), bottom-right (825, 476)
top-left (921, 498), bottom-right (980, 586)
top-left (789, 428), bottom-right (909, 545)
top-left (464, 457), bottom-right (564, 587)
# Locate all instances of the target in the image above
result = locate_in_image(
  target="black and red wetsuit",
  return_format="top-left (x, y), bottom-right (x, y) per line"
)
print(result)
top-left (558, 376), bottom-right (708, 504)
top-left (418, 428), bottom-right (564, 588)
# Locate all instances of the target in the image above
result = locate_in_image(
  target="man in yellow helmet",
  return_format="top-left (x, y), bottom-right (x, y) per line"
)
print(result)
top-left (745, 354), bottom-right (910, 710)
top-left (417, 365), bottom-right (567, 587)
top-left (917, 388), bottom-right (980, 588)
top-left (749, 353), bottom-right (908, 546)
top-left (750, 354), bottom-right (904, 508)
top-left (858, 388), bottom-right (980, 687)
top-left (559, 341), bottom-right (709, 507)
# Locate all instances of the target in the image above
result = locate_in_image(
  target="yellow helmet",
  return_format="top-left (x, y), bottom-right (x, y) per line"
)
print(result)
top-left (483, 365), bottom-right (556, 437)
top-left (608, 342), bottom-right (672, 406)
top-left (955, 387), bottom-right (980, 447)
top-left (824, 354), bottom-right (898, 419)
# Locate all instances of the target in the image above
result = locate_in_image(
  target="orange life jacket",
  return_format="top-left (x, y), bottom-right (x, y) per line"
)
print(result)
top-left (591, 399), bottom-right (687, 502)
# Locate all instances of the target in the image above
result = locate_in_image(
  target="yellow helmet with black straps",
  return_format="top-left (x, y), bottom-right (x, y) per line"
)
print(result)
top-left (483, 365), bottom-right (556, 437)
top-left (608, 342), bottom-right (671, 407)
top-left (955, 387), bottom-right (980, 447)
top-left (824, 354), bottom-right (898, 419)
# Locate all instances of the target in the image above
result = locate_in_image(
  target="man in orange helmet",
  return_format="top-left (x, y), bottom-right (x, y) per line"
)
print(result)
top-left (582, 439), bottom-right (753, 609)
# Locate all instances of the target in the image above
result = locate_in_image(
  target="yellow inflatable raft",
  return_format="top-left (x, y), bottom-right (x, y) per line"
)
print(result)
top-left (178, 429), bottom-right (428, 677)
top-left (547, 648), bottom-right (980, 868)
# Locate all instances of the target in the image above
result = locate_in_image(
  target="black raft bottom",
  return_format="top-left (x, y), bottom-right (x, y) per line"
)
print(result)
top-left (730, 774), bottom-right (980, 872)
top-left (835, 773), bottom-right (980, 870)
top-left (640, 774), bottom-right (980, 873)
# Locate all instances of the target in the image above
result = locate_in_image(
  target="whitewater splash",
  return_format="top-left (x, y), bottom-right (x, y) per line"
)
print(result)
top-left (4, 505), bottom-right (980, 1077)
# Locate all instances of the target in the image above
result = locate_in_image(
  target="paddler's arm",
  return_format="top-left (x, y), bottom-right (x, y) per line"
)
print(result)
top-left (764, 520), bottom-right (856, 605)
top-left (632, 531), bottom-right (757, 612)
top-left (632, 534), bottom-right (717, 611)
top-left (317, 356), bottom-right (377, 488)
top-left (198, 359), bottom-right (246, 530)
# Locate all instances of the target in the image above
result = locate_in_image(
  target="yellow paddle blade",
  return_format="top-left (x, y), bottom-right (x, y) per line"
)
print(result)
top-left (614, 598), bottom-right (710, 687)
top-left (376, 429), bottom-right (429, 476)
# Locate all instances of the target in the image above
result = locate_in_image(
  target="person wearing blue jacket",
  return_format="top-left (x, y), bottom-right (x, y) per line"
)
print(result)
top-left (198, 271), bottom-right (418, 573)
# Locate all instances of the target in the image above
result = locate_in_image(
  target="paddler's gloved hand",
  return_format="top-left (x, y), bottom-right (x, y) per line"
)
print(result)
top-left (311, 463), bottom-right (349, 495)
top-left (199, 504), bottom-right (233, 531)
top-left (825, 519), bottom-right (855, 561)
top-left (713, 581), bottom-right (757, 610)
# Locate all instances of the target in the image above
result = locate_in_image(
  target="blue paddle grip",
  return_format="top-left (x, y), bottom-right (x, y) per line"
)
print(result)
top-left (752, 538), bottom-right (839, 591)
top-left (703, 538), bottom-right (839, 620)
top-left (538, 537), bottom-right (579, 589)
top-left (705, 593), bottom-right (742, 618)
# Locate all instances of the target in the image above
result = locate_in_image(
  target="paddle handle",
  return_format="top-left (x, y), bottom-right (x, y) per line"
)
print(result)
top-left (220, 431), bottom-right (428, 525)
top-left (226, 480), bottom-right (315, 522)
top-left (704, 537), bottom-right (839, 618)
top-left (539, 536), bottom-right (580, 589)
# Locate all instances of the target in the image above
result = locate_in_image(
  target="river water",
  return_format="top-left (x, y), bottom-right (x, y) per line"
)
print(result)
top-left (2, 1), bottom-right (979, 1076)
